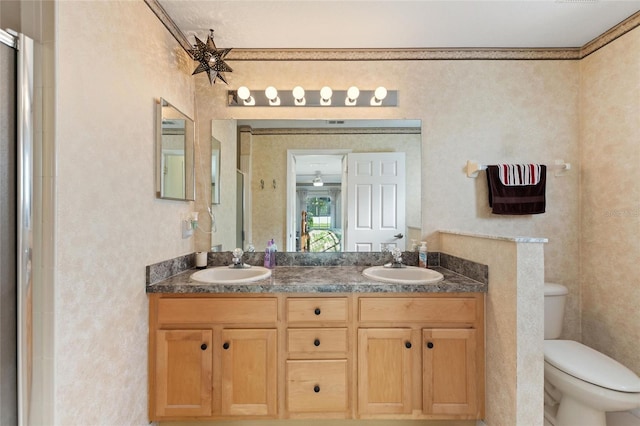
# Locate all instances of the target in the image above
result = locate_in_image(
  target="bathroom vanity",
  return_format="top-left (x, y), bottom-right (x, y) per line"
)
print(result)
top-left (147, 264), bottom-right (486, 422)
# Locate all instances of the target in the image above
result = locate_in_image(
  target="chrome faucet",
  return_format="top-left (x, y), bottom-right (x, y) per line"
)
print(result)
top-left (385, 247), bottom-right (405, 268)
top-left (231, 248), bottom-right (245, 268)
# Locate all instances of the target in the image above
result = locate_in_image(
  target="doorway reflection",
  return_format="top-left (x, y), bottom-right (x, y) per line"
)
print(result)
top-left (298, 193), bottom-right (342, 252)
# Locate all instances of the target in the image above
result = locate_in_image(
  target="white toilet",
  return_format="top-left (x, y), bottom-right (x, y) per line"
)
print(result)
top-left (544, 283), bottom-right (640, 426)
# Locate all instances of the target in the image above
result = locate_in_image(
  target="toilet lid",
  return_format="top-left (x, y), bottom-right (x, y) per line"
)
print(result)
top-left (544, 283), bottom-right (568, 296)
top-left (544, 340), bottom-right (640, 392)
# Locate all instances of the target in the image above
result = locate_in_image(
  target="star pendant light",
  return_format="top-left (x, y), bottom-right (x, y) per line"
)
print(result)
top-left (189, 29), bottom-right (233, 85)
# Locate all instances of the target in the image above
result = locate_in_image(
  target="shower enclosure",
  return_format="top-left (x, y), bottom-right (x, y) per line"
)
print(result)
top-left (0, 28), bottom-right (34, 425)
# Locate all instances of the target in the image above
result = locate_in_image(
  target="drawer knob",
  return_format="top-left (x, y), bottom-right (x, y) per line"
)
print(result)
top-left (313, 385), bottom-right (320, 393)
top-left (405, 341), bottom-right (412, 349)
top-left (200, 343), bottom-right (207, 351)
top-left (313, 339), bottom-right (321, 346)
top-left (223, 342), bottom-right (230, 350)
top-left (426, 342), bottom-right (434, 349)
top-left (314, 308), bottom-right (321, 315)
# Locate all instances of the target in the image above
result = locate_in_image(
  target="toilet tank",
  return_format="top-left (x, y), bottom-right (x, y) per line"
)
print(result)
top-left (544, 283), bottom-right (568, 339)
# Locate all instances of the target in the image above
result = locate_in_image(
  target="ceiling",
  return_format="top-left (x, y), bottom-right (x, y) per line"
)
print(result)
top-left (157, 1), bottom-right (639, 49)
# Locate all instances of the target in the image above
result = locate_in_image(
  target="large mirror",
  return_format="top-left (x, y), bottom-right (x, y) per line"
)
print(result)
top-left (156, 98), bottom-right (195, 200)
top-left (210, 119), bottom-right (422, 252)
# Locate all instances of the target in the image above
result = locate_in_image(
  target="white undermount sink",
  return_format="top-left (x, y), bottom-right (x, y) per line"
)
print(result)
top-left (362, 265), bottom-right (444, 284)
top-left (190, 266), bottom-right (272, 284)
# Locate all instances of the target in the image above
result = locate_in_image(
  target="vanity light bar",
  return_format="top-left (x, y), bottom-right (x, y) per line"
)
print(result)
top-left (228, 87), bottom-right (398, 107)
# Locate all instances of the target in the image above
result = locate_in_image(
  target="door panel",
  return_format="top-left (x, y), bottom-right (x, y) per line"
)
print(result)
top-left (346, 152), bottom-right (406, 251)
top-left (221, 328), bottom-right (277, 416)
top-left (358, 328), bottom-right (412, 414)
top-left (155, 329), bottom-right (212, 417)
top-left (423, 328), bottom-right (477, 416)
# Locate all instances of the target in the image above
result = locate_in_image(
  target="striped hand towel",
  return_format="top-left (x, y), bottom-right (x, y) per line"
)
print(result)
top-left (486, 165), bottom-right (547, 215)
top-left (497, 164), bottom-right (543, 186)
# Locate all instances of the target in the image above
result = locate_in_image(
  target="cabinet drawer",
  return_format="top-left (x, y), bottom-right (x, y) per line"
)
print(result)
top-left (157, 297), bottom-right (278, 325)
top-left (287, 298), bottom-right (348, 324)
top-left (287, 328), bottom-right (348, 357)
top-left (359, 297), bottom-right (477, 324)
top-left (286, 360), bottom-right (348, 413)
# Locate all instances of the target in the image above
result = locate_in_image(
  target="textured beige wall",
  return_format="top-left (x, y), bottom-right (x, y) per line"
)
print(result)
top-left (47, 2), bottom-right (638, 423)
top-left (440, 232), bottom-right (545, 426)
top-left (580, 29), bottom-right (640, 374)
top-left (56, 1), bottom-right (194, 424)
top-left (196, 58), bottom-right (581, 339)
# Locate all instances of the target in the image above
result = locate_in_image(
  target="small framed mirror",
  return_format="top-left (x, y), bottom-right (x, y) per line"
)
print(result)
top-left (156, 98), bottom-right (195, 201)
top-left (211, 137), bottom-right (221, 204)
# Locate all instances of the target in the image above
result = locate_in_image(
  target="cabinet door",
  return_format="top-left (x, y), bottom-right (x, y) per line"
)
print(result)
top-left (221, 328), bottom-right (277, 416)
top-left (358, 328), bottom-right (413, 414)
top-left (423, 328), bottom-right (477, 416)
top-left (154, 329), bottom-right (212, 417)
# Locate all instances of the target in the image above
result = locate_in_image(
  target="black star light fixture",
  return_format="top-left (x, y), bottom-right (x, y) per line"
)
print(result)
top-left (189, 29), bottom-right (233, 85)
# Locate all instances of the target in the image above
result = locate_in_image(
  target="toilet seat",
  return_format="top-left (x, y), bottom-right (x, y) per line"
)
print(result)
top-left (544, 340), bottom-right (640, 393)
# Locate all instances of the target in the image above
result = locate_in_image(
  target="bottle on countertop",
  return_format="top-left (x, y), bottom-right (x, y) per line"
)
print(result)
top-left (269, 238), bottom-right (277, 268)
top-left (264, 240), bottom-right (272, 268)
top-left (418, 241), bottom-right (428, 268)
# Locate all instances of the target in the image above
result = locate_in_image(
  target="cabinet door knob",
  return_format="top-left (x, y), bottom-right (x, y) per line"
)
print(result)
top-left (426, 342), bottom-right (434, 349)
top-left (314, 339), bottom-right (320, 347)
top-left (223, 342), bottom-right (230, 350)
top-left (314, 307), bottom-right (321, 315)
top-left (313, 385), bottom-right (320, 393)
top-left (200, 343), bottom-right (208, 351)
top-left (405, 341), bottom-right (412, 349)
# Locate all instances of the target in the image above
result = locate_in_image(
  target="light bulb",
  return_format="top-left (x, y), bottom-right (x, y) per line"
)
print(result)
top-left (293, 86), bottom-right (305, 100)
top-left (371, 86), bottom-right (388, 106)
top-left (320, 86), bottom-right (332, 105)
top-left (292, 86), bottom-right (305, 105)
top-left (265, 86), bottom-right (278, 100)
top-left (346, 86), bottom-right (359, 105)
top-left (265, 86), bottom-right (280, 105)
top-left (236, 86), bottom-right (254, 105)
top-left (237, 86), bottom-right (250, 100)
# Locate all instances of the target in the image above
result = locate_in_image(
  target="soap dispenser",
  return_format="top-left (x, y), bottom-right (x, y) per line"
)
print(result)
top-left (269, 239), bottom-right (277, 268)
top-left (264, 240), bottom-right (272, 268)
top-left (418, 241), bottom-right (428, 268)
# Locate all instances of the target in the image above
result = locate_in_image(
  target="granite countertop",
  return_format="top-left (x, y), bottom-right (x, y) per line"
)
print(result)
top-left (146, 265), bottom-right (486, 294)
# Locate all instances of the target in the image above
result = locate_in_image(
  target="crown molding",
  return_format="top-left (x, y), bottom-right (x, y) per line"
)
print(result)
top-left (146, 0), bottom-right (639, 61)
top-left (226, 47), bottom-right (581, 61)
top-left (580, 11), bottom-right (640, 58)
top-left (144, 0), bottom-right (192, 53)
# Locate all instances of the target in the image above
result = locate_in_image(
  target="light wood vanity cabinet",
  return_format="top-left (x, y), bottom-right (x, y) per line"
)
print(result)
top-left (357, 296), bottom-right (484, 419)
top-left (149, 295), bottom-right (278, 421)
top-left (148, 292), bottom-right (484, 422)
top-left (285, 297), bottom-right (351, 418)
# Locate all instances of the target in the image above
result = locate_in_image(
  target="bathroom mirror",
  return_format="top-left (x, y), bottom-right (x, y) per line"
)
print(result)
top-left (211, 137), bottom-right (221, 204)
top-left (210, 119), bottom-right (422, 253)
top-left (156, 98), bottom-right (195, 201)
